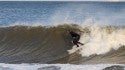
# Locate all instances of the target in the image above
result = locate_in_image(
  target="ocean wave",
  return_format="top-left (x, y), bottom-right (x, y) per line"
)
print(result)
top-left (0, 24), bottom-right (125, 64)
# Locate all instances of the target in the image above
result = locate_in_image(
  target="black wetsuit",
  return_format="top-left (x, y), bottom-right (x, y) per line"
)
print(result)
top-left (69, 31), bottom-right (83, 47)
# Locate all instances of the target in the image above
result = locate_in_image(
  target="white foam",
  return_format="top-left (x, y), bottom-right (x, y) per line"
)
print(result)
top-left (0, 63), bottom-right (124, 70)
top-left (68, 25), bottom-right (125, 57)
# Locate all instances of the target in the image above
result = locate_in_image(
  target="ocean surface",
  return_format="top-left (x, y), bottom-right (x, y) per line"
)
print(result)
top-left (0, 1), bottom-right (125, 70)
top-left (0, 1), bottom-right (125, 26)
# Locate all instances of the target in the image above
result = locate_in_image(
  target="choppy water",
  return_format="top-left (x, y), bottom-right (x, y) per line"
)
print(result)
top-left (0, 63), bottom-right (125, 70)
top-left (0, 1), bottom-right (125, 26)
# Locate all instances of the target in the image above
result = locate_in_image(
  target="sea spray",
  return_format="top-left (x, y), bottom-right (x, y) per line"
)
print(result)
top-left (74, 25), bottom-right (125, 57)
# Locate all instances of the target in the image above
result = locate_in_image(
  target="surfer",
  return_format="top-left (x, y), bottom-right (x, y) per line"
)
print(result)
top-left (69, 31), bottom-right (84, 47)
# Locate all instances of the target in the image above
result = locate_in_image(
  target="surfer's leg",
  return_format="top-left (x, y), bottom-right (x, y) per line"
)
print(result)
top-left (75, 36), bottom-right (84, 45)
top-left (77, 42), bottom-right (84, 45)
top-left (76, 44), bottom-right (79, 47)
top-left (73, 40), bottom-right (79, 47)
top-left (74, 42), bottom-right (79, 47)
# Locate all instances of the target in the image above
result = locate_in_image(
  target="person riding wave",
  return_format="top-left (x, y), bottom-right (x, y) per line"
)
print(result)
top-left (69, 30), bottom-right (84, 47)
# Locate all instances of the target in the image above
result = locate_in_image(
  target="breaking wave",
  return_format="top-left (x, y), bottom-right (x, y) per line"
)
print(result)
top-left (78, 25), bottom-right (125, 56)
top-left (0, 24), bottom-right (125, 64)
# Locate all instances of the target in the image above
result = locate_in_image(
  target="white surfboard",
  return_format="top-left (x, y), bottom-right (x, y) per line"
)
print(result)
top-left (67, 46), bottom-right (83, 54)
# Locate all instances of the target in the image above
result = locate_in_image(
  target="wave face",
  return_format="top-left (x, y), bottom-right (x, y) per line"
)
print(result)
top-left (0, 24), bottom-right (125, 64)
top-left (0, 24), bottom-right (80, 63)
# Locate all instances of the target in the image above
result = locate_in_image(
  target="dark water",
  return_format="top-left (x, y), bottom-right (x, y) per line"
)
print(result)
top-left (0, 25), bottom-right (81, 63)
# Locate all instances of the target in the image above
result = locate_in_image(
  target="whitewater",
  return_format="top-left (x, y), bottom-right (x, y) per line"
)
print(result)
top-left (0, 1), bottom-right (125, 70)
top-left (0, 63), bottom-right (125, 70)
top-left (69, 25), bottom-right (125, 56)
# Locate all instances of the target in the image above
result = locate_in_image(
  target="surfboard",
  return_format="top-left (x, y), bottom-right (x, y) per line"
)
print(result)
top-left (67, 46), bottom-right (83, 54)
top-left (67, 40), bottom-right (87, 54)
